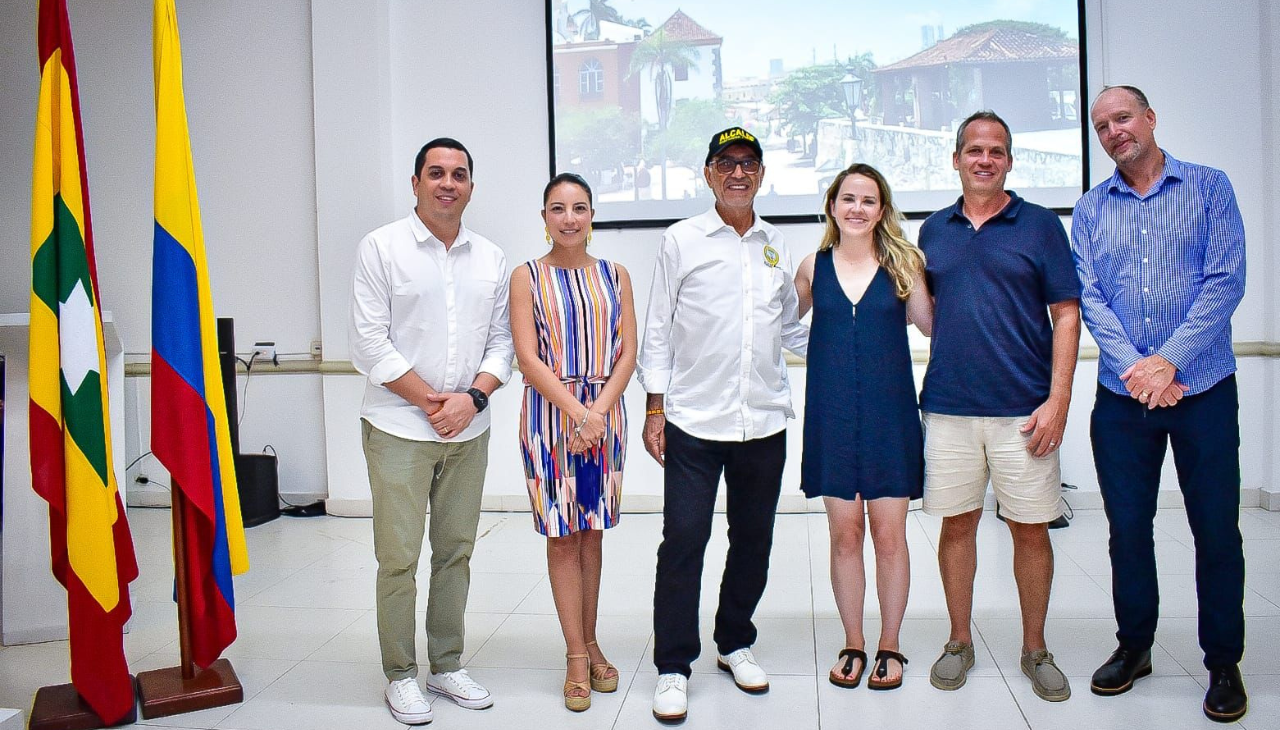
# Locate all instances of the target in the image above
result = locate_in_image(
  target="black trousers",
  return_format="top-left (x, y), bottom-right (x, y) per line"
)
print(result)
top-left (1090, 376), bottom-right (1244, 669)
top-left (652, 424), bottom-right (786, 677)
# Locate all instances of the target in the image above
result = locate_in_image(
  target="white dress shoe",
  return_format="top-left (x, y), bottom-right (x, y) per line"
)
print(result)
top-left (426, 668), bottom-right (493, 709)
top-left (717, 647), bottom-right (770, 693)
top-left (652, 673), bottom-right (688, 722)
top-left (385, 677), bottom-right (433, 725)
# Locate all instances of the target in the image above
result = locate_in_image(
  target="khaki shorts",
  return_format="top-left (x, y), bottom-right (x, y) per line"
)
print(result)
top-left (921, 412), bottom-right (1062, 523)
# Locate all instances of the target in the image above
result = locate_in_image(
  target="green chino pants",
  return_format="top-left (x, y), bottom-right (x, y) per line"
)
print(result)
top-left (362, 419), bottom-right (489, 679)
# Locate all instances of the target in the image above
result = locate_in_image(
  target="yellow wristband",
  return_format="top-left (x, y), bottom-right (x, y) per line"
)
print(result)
top-left (646, 408), bottom-right (664, 416)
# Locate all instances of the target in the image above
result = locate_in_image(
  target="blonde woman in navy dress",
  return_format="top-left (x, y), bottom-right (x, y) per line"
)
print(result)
top-left (509, 173), bottom-right (637, 712)
top-left (795, 164), bottom-right (933, 691)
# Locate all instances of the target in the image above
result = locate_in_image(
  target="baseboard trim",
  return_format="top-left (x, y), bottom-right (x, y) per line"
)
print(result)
top-left (127, 487), bottom-right (174, 508)
top-left (1045, 489), bottom-right (1263, 511)
top-left (0, 708), bottom-right (24, 730)
top-left (1262, 490), bottom-right (1280, 511)
top-left (321, 488), bottom-right (1271, 518)
top-left (0, 626), bottom-right (66, 646)
top-left (322, 498), bottom-right (374, 517)
top-left (130, 491), bottom-right (331, 510)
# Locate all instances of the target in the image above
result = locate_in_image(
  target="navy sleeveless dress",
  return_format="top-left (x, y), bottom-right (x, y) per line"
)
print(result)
top-left (800, 250), bottom-right (924, 501)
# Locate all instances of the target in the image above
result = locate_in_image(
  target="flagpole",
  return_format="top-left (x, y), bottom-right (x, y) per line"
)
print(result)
top-left (135, 481), bottom-right (243, 718)
top-left (138, 0), bottom-right (248, 718)
top-left (171, 484), bottom-right (196, 681)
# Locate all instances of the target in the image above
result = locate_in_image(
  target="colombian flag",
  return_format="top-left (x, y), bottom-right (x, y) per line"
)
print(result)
top-left (151, 0), bottom-right (249, 668)
top-left (29, 0), bottom-right (139, 723)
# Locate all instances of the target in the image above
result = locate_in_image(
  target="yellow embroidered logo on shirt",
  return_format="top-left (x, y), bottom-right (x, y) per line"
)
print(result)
top-left (763, 245), bottom-right (780, 267)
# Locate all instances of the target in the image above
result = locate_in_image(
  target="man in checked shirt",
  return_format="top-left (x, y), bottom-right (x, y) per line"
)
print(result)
top-left (1072, 85), bottom-right (1248, 723)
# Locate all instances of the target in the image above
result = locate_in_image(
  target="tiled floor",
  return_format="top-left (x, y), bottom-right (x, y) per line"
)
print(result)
top-left (3, 505), bottom-right (1279, 729)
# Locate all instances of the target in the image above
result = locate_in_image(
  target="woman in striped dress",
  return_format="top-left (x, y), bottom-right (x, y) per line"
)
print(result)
top-left (509, 173), bottom-right (637, 712)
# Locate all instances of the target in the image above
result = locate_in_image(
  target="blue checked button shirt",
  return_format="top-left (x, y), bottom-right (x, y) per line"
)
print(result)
top-left (1071, 152), bottom-right (1245, 397)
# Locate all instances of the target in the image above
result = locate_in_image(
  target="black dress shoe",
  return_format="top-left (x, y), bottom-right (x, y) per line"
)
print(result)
top-left (1203, 665), bottom-right (1248, 723)
top-left (1090, 647), bottom-right (1152, 696)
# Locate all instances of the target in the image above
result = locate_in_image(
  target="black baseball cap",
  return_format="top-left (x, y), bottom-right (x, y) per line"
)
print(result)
top-left (705, 127), bottom-right (763, 166)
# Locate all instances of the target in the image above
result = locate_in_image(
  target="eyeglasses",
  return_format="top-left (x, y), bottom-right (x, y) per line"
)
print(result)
top-left (711, 157), bottom-right (762, 175)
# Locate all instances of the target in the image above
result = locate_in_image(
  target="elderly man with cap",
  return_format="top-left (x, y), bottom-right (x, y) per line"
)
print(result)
top-left (639, 127), bottom-right (809, 722)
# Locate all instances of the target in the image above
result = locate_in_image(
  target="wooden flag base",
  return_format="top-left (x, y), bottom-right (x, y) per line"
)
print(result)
top-left (28, 679), bottom-right (138, 730)
top-left (136, 658), bottom-right (242, 719)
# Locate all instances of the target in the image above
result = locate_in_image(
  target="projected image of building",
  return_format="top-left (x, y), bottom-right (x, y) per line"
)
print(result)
top-left (548, 0), bottom-right (1085, 223)
top-left (874, 22), bottom-right (1079, 132)
top-left (813, 21), bottom-right (1082, 199)
top-left (551, 3), bottom-right (727, 203)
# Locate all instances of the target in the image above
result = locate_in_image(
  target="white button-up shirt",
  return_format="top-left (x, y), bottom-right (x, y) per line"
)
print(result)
top-left (638, 207), bottom-right (808, 442)
top-left (350, 211), bottom-right (513, 442)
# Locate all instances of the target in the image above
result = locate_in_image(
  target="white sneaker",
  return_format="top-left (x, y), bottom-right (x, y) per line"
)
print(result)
top-left (652, 673), bottom-right (688, 722)
top-left (425, 668), bottom-right (493, 710)
top-left (385, 678), bottom-right (433, 725)
top-left (717, 647), bottom-right (769, 693)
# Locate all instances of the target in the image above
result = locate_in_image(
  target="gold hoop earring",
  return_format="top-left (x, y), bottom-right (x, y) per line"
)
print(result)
top-left (544, 228), bottom-right (553, 246)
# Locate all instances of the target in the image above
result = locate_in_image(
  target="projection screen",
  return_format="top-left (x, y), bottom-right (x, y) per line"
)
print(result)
top-left (547, 0), bottom-right (1087, 225)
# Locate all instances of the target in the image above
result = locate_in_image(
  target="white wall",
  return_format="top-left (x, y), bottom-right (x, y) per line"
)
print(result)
top-left (124, 372), bottom-right (329, 502)
top-left (1, 0), bottom-right (321, 354)
top-left (1, 0), bottom-right (1276, 512)
top-left (0, 0), bottom-right (325, 500)
top-left (1263, 0), bottom-right (1280, 504)
top-left (1086, 0), bottom-right (1269, 343)
top-left (0, 3), bottom-right (41, 317)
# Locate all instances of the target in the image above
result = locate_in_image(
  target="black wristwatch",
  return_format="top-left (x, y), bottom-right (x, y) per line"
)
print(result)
top-left (466, 387), bottom-right (489, 413)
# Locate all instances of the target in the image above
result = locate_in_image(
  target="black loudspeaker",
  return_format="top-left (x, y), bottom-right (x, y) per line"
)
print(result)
top-left (236, 452), bottom-right (280, 527)
top-left (216, 317), bottom-right (279, 527)
top-left (215, 318), bottom-right (241, 457)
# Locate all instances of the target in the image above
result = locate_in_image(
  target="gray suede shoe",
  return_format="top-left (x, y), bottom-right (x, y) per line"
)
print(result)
top-left (929, 641), bottom-right (976, 690)
top-left (1022, 649), bottom-right (1071, 702)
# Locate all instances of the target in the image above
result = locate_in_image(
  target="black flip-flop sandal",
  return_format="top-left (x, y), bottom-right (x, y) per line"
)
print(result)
top-left (868, 649), bottom-right (908, 690)
top-left (829, 648), bottom-right (868, 688)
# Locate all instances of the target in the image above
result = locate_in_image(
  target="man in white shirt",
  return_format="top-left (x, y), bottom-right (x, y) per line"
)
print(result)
top-left (350, 138), bottom-right (513, 725)
top-left (640, 127), bottom-right (809, 722)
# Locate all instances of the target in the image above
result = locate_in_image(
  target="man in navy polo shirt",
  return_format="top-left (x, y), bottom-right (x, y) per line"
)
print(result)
top-left (919, 111), bottom-right (1081, 702)
top-left (1074, 86), bottom-right (1247, 723)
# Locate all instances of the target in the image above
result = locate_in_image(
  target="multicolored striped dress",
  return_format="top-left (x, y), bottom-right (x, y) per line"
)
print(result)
top-left (520, 259), bottom-right (627, 537)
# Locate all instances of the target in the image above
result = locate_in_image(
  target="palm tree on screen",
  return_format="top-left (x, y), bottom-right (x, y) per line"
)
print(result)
top-left (573, 0), bottom-right (622, 41)
top-left (629, 28), bottom-right (698, 199)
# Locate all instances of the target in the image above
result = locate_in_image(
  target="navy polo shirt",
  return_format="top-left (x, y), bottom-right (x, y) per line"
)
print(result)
top-left (919, 192), bottom-right (1080, 417)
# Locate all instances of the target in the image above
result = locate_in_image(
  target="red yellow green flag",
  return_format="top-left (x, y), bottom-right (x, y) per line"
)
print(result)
top-left (29, 0), bottom-right (139, 723)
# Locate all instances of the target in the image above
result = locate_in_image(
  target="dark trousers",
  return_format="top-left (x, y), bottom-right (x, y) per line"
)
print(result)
top-left (1090, 376), bottom-right (1244, 669)
top-left (652, 424), bottom-right (786, 677)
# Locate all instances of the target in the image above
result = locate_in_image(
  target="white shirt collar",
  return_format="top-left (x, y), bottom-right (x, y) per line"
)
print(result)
top-left (408, 208), bottom-right (472, 249)
top-left (694, 206), bottom-right (768, 240)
